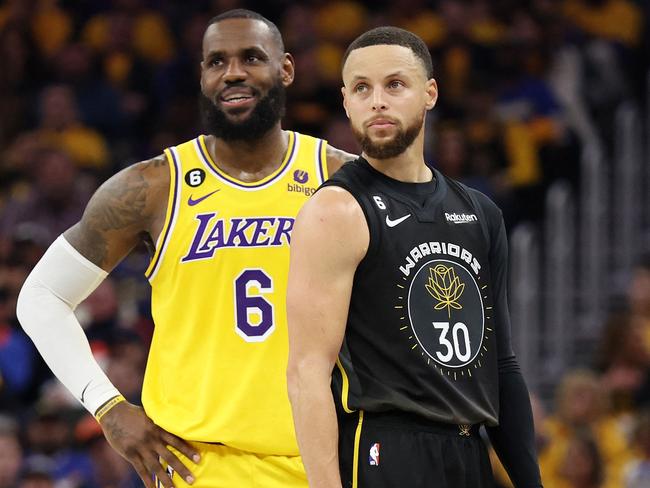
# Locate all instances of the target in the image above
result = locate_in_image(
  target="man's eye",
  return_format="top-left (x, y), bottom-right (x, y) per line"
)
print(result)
top-left (209, 58), bottom-right (223, 67)
top-left (388, 80), bottom-right (403, 89)
top-left (246, 55), bottom-right (260, 63)
top-left (355, 84), bottom-right (368, 93)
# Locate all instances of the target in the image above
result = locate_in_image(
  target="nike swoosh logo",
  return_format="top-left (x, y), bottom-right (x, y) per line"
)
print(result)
top-left (385, 214), bottom-right (411, 227)
top-left (188, 189), bottom-right (220, 206)
top-left (80, 381), bottom-right (91, 403)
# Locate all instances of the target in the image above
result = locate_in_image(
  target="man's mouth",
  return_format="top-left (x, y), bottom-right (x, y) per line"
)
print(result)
top-left (219, 88), bottom-right (256, 107)
top-left (367, 118), bottom-right (397, 130)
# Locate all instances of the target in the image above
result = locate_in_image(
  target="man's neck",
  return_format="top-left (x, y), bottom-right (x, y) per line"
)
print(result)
top-left (205, 124), bottom-right (289, 182)
top-left (364, 138), bottom-right (432, 183)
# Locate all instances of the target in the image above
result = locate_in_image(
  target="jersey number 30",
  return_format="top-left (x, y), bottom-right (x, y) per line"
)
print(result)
top-left (234, 269), bottom-right (275, 342)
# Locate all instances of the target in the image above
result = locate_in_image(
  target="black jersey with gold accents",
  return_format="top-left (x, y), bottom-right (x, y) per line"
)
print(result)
top-left (322, 157), bottom-right (516, 426)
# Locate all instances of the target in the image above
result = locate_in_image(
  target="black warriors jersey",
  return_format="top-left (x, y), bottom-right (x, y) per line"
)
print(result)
top-left (323, 158), bottom-right (512, 426)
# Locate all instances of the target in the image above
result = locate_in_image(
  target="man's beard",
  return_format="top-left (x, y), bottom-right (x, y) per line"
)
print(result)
top-left (200, 80), bottom-right (286, 141)
top-left (352, 111), bottom-right (424, 159)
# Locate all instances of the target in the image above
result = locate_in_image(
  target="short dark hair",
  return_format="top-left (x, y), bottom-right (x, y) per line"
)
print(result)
top-left (208, 9), bottom-right (284, 52)
top-left (342, 26), bottom-right (433, 79)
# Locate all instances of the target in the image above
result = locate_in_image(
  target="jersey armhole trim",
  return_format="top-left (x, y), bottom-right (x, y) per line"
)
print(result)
top-left (336, 357), bottom-right (355, 414)
top-left (316, 139), bottom-right (328, 184)
top-left (145, 147), bottom-right (181, 281)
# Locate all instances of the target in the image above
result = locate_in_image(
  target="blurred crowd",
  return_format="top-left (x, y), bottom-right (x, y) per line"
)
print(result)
top-left (490, 257), bottom-right (650, 488)
top-left (0, 0), bottom-right (648, 487)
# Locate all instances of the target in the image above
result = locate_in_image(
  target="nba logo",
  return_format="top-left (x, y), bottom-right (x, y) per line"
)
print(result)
top-left (293, 169), bottom-right (309, 184)
top-left (369, 442), bottom-right (380, 466)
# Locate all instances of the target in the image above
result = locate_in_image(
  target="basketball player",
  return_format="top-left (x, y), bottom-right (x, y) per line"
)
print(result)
top-left (287, 27), bottom-right (542, 487)
top-left (17, 10), bottom-right (354, 488)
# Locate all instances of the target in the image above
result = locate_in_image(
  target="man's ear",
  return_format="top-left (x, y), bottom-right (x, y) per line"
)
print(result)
top-left (425, 78), bottom-right (438, 111)
top-left (341, 86), bottom-right (350, 118)
top-left (281, 53), bottom-right (296, 87)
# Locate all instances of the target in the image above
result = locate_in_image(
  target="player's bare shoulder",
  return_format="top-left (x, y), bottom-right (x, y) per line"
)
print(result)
top-left (325, 144), bottom-right (356, 176)
top-left (64, 154), bottom-right (171, 270)
top-left (296, 185), bottom-right (368, 262)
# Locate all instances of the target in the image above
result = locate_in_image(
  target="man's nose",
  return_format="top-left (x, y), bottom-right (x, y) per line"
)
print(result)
top-left (223, 58), bottom-right (247, 82)
top-left (372, 89), bottom-right (387, 111)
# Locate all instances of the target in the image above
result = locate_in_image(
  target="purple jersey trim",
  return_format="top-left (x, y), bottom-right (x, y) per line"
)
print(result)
top-left (317, 139), bottom-right (326, 184)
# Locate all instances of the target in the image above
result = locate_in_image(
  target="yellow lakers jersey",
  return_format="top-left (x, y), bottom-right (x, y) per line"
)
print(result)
top-left (142, 131), bottom-right (328, 455)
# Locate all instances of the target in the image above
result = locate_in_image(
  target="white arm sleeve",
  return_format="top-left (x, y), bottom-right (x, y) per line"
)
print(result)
top-left (16, 235), bottom-right (121, 415)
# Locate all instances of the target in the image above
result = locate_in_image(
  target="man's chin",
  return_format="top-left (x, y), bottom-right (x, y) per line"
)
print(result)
top-left (361, 136), bottom-right (409, 159)
top-left (365, 136), bottom-right (399, 151)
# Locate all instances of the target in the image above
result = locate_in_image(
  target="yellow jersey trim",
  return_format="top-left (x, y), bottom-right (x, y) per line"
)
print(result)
top-left (352, 410), bottom-right (364, 488)
top-left (196, 132), bottom-right (297, 190)
top-left (336, 358), bottom-right (355, 414)
top-left (145, 147), bottom-right (180, 280)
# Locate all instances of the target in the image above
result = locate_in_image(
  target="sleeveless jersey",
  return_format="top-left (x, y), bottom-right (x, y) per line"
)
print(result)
top-left (142, 131), bottom-right (328, 455)
top-left (323, 158), bottom-right (511, 426)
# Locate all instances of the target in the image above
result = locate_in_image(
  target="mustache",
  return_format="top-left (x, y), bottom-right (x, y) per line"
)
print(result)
top-left (365, 116), bottom-right (399, 127)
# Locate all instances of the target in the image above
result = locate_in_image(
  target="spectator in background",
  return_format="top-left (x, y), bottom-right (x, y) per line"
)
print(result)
top-left (383, 0), bottom-right (448, 49)
top-left (596, 310), bottom-right (650, 417)
top-left (433, 122), bottom-right (468, 180)
top-left (556, 431), bottom-right (604, 488)
top-left (0, 147), bottom-right (95, 244)
top-left (561, 0), bottom-right (641, 149)
top-left (628, 257), bottom-right (650, 355)
top-left (0, 414), bottom-right (22, 488)
top-left (0, 22), bottom-right (42, 149)
top-left (33, 85), bottom-right (109, 170)
top-left (0, 286), bottom-right (35, 411)
top-left (53, 43), bottom-right (124, 139)
top-left (81, 0), bottom-right (176, 142)
top-left (493, 39), bottom-right (563, 222)
top-left (82, 0), bottom-right (175, 67)
top-left (29, 0), bottom-right (72, 60)
top-left (563, 0), bottom-right (643, 48)
top-left (541, 369), bottom-right (632, 488)
top-left (23, 406), bottom-right (94, 488)
top-left (150, 12), bottom-right (210, 154)
top-left (623, 409), bottom-right (650, 488)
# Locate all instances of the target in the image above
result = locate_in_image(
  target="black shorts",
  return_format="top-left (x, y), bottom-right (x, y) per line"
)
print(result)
top-left (339, 411), bottom-right (495, 488)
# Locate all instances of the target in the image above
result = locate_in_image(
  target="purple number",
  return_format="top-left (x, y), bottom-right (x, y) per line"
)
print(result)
top-left (234, 269), bottom-right (275, 342)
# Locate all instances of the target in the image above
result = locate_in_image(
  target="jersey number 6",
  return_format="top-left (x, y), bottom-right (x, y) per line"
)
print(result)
top-left (234, 269), bottom-right (275, 342)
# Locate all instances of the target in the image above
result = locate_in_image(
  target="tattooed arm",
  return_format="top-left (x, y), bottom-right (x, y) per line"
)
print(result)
top-left (18, 156), bottom-right (200, 488)
top-left (64, 154), bottom-right (169, 270)
top-left (325, 145), bottom-right (356, 177)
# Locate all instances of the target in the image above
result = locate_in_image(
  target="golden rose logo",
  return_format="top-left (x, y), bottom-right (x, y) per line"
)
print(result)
top-left (425, 264), bottom-right (465, 318)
